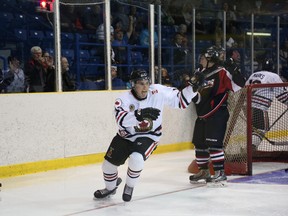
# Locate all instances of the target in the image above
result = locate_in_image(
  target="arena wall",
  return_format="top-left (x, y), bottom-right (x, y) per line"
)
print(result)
top-left (0, 91), bottom-right (196, 177)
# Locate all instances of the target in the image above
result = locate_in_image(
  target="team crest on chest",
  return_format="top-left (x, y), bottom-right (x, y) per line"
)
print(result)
top-left (134, 118), bottom-right (153, 132)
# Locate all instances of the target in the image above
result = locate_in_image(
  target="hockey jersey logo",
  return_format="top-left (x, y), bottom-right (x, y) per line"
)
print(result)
top-left (134, 118), bottom-right (153, 132)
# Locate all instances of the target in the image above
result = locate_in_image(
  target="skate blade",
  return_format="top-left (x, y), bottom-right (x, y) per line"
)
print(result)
top-left (190, 179), bottom-right (208, 184)
top-left (207, 180), bottom-right (227, 188)
top-left (93, 177), bottom-right (123, 200)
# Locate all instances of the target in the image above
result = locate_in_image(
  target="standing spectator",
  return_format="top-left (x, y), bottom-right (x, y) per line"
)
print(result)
top-left (93, 69), bottom-right (199, 202)
top-left (24, 46), bottom-right (46, 92)
top-left (44, 56), bottom-right (75, 92)
top-left (189, 46), bottom-right (242, 184)
top-left (4, 56), bottom-right (25, 93)
top-left (112, 16), bottom-right (134, 65)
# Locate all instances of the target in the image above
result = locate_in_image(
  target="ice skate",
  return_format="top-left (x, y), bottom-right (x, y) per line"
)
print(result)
top-left (207, 170), bottom-right (227, 187)
top-left (189, 169), bottom-right (211, 184)
top-left (94, 177), bottom-right (122, 199)
top-left (122, 184), bottom-right (134, 202)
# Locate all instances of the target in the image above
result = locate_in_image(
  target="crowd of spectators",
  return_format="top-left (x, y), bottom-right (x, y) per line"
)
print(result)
top-left (1, 0), bottom-right (287, 92)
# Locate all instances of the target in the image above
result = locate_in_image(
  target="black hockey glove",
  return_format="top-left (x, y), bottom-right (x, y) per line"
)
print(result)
top-left (188, 71), bottom-right (205, 92)
top-left (135, 107), bottom-right (161, 121)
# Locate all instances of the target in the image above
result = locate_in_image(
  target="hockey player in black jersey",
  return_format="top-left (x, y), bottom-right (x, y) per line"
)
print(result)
top-left (94, 69), bottom-right (199, 202)
top-left (189, 46), bottom-right (242, 184)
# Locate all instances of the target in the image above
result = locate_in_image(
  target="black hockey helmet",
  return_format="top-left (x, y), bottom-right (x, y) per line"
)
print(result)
top-left (130, 69), bottom-right (150, 87)
top-left (202, 46), bottom-right (220, 63)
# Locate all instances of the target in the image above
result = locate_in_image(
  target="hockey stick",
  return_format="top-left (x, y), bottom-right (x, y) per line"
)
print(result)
top-left (253, 108), bottom-right (288, 146)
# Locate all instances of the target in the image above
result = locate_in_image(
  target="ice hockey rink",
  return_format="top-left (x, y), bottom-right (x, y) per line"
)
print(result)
top-left (0, 150), bottom-right (287, 216)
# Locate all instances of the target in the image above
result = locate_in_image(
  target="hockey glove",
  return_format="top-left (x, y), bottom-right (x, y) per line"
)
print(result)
top-left (188, 71), bottom-right (205, 92)
top-left (135, 107), bottom-right (160, 121)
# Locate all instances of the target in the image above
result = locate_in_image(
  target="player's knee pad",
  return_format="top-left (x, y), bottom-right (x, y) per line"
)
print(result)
top-left (102, 159), bottom-right (118, 173)
top-left (128, 152), bottom-right (144, 171)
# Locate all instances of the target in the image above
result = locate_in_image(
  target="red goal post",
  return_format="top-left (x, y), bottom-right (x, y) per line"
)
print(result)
top-left (224, 82), bottom-right (288, 175)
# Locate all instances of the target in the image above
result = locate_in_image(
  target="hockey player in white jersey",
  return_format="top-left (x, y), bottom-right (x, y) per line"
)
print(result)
top-left (94, 69), bottom-right (200, 202)
top-left (246, 59), bottom-right (288, 151)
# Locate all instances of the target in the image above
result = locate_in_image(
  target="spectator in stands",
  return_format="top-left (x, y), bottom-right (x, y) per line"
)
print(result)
top-left (181, 1), bottom-right (194, 33)
top-left (77, 76), bottom-right (102, 91)
top-left (82, 5), bottom-right (102, 32)
top-left (139, 22), bottom-right (158, 47)
top-left (195, 12), bottom-right (206, 35)
top-left (96, 22), bottom-right (114, 43)
top-left (112, 16), bottom-right (134, 65)
top-left (217, 2), bottom-right (237, 35)
top-left (97, 66), bottom-right (127, 90)
top-left (4, 56), bottom-right (25, 93)
top-left (112, 3), bottom-right (129, 32)
top-left (58, 5), bottom-right (83, 32)
top-left (154, 66), bottom-right (172, 87)
top-left (44, 56), bottom-right (75, 92)
top-left (168, 1), bottom-right (185, 25)
top-left (24, 46), bottom-right (47, 92)
top-left (176, 24), bottom-right (189, 48)
top-left (280, 39), bottom-right (288, 70)
top-left (172, 33), bottom-right (191, 65)
top-left (0, 67), bottom-right (14, 93)
top-left (128, 6), bottom-right (139, 44)
top-left (161, 4), bottom-right (175, 26)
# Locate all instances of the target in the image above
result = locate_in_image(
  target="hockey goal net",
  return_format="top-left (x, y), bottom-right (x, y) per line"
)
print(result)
top-left (224, 82), bottom-right (288, 175)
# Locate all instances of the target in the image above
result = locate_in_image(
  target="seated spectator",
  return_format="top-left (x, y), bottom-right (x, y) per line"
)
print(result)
top-left (4, 56), bottom-right (25, 93)
top-left (176, 24), bottom-right (189, 48)
top-left (97, 66), bottom-right (127, 90)
top-left (24, 46), bottom-right (47, 92)
top-left (96, 24), bottom-right (114, 43)
top-left (44, 56), bottom-right (75, 92)
top-left (0, 68), bottom-right (14, 93)
top-left (172, 33), bottom-right (192, 65)
top-left (111, 66), bottom-right (127, 90)
top-left (77, 76), bottom-right (102, 91)
top-left (139, 22), bottom-right (158, 47)
top-left (155, 66), bottom-right (172, 87)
